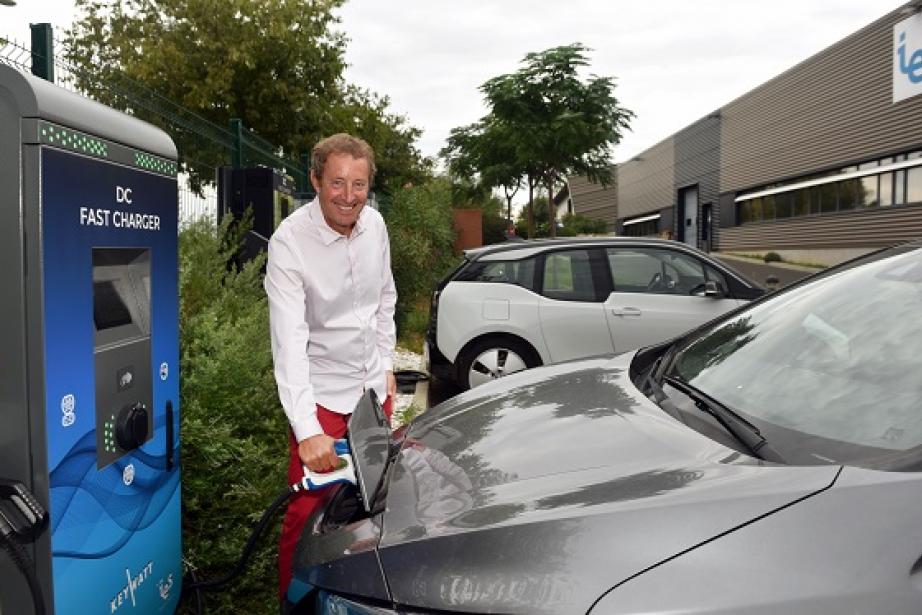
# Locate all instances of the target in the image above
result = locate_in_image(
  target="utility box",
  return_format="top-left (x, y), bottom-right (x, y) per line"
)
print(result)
top-left (0, 65), bottom-right (181, 614)
top-left (217, 166), bottom-right (297, 263)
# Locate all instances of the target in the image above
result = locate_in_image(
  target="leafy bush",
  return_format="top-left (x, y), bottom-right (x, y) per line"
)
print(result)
top-left (763, 251), bottom-right (782, 263)
top-left (558, 212), bottom-right (610, 236)
top-left (178, 214), bottom-right (287, 613)
top-left (385, 178), bottom-right (460, 334)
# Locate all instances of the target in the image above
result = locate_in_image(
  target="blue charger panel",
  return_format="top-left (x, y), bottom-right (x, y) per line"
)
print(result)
top-left (40, 146), bottom-right (181, 614)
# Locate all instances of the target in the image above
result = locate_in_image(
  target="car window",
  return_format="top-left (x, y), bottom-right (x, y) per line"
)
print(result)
top-left (542, 249), bottom-right (596, 301)
top-left (608, 248), bottom-right (723, 295)
top-left (454, 258), bottom-right (536, 291)
top-left (667, 247), bottom-right (922, 465)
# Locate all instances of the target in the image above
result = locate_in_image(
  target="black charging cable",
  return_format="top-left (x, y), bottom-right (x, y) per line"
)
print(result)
top-left (181, 488), bottom-right (293, 613)
top-left (0, 529), bottom-right (46, 615)
top-left (0, 479), bottom-right (49, 615)
top-left (181, 442), bottom-right (357, 613)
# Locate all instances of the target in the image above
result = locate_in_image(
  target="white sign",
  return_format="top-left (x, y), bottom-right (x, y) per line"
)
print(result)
top-left (894, 13), bottom-right (922, 103)
top-left (61, 394), bottom-right (76, 427)
top-left (123, 463), bottom-right (135, 486)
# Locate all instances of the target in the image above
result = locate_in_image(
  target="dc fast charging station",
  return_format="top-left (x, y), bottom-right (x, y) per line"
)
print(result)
top-left (0, 65), bottom-right (181, 613)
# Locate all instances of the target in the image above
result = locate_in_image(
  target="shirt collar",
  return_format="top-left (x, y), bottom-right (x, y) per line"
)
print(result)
top-left (308, 197), bottom-right (369, 245)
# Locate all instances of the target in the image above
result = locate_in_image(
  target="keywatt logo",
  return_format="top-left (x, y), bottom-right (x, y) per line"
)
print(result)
top-left (894, 13), bottom-right (922, 102)
top-left (110, 561), bottom-right (154, 612)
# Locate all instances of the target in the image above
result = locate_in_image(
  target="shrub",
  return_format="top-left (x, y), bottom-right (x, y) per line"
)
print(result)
top-left (559, 212), bottom-right (610, 236)
top-left (178, 214), bottom-right (287, 613)
top-left (763, 251), bottom-right (782, 263)
top-left (384, 178), bottom-right (460, 334)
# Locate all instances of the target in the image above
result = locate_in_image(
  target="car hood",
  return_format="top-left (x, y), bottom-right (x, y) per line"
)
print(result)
top-left (375, 353), bottom-right (840, 614)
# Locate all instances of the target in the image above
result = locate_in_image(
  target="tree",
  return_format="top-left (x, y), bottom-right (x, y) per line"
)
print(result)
top-left (442, 117), bottom-right (523, 223)
top-left (326, 86), bottom-right (432, 194)
top-left (65, 0), bottom-right (428, 194)
top-left (469, 43), bottom-right (633, 238)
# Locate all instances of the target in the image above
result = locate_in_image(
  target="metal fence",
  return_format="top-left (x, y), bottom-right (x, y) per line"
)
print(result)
top-left (1, 24), bottom-right (309, 227)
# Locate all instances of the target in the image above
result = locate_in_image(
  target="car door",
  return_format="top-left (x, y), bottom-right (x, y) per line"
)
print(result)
top-left (604, 247), bottom-right (745, 353)
top-left (537, 248), bottom-right (614, 363)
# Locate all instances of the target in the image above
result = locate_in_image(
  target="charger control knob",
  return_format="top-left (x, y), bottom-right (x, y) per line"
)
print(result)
top-left (116, 403), bottom-right (149, 450)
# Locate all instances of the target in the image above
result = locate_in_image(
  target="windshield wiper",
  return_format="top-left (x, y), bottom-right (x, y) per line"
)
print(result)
top-left (662, 375), bottom-right (782, 462)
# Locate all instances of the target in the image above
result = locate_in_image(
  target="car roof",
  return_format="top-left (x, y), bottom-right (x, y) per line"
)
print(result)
top-left (463, 236), bottom-right (764, 288)
top-left (466, 236), bottom-right (708, 260)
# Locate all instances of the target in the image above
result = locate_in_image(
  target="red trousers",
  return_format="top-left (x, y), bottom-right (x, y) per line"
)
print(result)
top-left (279, 397), bottom-right (392, 599)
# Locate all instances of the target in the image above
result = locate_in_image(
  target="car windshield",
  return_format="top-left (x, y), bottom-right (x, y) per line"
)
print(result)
top-left (666, 245), bottom-right (922, 466)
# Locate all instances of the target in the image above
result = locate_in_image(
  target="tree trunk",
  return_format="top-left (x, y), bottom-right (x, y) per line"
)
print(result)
top-left (547, 174), bottom-right (556, 238)
top-left (527, 175), bottom-right (535, 239)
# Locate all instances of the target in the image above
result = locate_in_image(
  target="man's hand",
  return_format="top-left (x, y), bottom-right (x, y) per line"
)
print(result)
top-left (298, 434), bottom-right (340, 473)
top-left (386, 370), bottom-right (397, 399)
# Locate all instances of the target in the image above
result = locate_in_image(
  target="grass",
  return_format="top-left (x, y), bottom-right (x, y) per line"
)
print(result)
top-left (398, 296), bottom-right (430, 353)
top-left (393, 403), bottom-right (425, 427)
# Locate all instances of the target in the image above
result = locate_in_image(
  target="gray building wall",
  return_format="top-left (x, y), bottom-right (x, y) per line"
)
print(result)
top-left (617, 137), bottom-right (674, 219)
top-left (568, 174), bottom-right (618, 229)
top-left (674, 115), bottom-right (721, 245)
top-left (720, 7), bottom-right (922, 195)
top-left (716, 3), bottom-right (922, 252)
top-left (718, 205), bottom-right (922, 251)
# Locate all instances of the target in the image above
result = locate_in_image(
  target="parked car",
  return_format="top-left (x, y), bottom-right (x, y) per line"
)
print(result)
top-left (286, 239), bottom-right (922, 614)
top-left (425, 237), bottom-right (764, 389)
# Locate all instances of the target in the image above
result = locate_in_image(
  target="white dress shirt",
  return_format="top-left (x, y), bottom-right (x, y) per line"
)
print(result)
top-left (264, 198), bottom-right (397, 442)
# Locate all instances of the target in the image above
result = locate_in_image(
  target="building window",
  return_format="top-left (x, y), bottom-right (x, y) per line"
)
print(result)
top-left (793, 189), bottom-right (810, 216)
top-left (622, 218), bottom-right (659, 237)
top-left (818, 183), bottom-right (837, 214)
top-left (838, 178), bottom-right (860, 210)
top-left (909, 166), bottom-right (922, 204)
top-left (775, 193), bottom-right (793, 219)
top-left (860, 175), bottom-right (879, 207)
top-left (879, 172), bottom-right (894, 207)
top-left (736, 150), bottom-right (922, 225)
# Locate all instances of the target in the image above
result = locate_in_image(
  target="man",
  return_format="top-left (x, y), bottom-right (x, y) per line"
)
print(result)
top-left (264, 133), bottom-right (397, 598)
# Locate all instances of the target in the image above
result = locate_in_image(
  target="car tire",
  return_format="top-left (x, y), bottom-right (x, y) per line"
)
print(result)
top-left (457, 337), bottom-right (542, 390)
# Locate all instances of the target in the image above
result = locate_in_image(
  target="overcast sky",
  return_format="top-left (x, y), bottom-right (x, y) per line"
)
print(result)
top-left (3, 1), bottom-right (909, 163)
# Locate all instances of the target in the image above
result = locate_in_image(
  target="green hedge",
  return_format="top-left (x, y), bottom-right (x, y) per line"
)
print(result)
top-left (179, 214), bottom-right (286, 613)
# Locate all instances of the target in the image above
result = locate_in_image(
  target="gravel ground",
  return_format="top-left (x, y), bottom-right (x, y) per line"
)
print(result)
top-left (393, 346), bottom-right (424, 424)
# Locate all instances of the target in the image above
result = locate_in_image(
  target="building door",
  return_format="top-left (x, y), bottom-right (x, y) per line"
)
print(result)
top-left (678, 186), bottom-right (698, 248)
top-left (701, 203), bottom-right (713, 252)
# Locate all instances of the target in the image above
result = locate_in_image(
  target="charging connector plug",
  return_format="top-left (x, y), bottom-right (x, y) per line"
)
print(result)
top-left (290, 439), bottom-right (356, 493)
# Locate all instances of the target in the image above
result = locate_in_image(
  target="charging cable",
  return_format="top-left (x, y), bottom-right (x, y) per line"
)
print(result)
top-left (0, 524), bottom-right (46, 615)
top-left (182, 439), bottom-right (356, 612)
top-left (0, 478), bottom-right (49, 615)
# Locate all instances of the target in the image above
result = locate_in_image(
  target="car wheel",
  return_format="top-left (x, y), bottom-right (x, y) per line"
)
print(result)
top-left (458, 337), bottom-right (541, 389)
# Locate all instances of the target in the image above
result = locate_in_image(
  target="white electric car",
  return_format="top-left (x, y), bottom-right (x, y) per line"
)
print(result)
top-left (425, 237), bottom-right (764, 389)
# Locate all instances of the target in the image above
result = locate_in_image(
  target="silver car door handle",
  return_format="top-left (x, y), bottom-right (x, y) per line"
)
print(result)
top-left (611, 307), bottom-right (642, 317)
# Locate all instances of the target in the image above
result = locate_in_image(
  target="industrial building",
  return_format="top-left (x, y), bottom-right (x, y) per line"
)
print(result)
top-left (569, 1), bottom-right (922, 264)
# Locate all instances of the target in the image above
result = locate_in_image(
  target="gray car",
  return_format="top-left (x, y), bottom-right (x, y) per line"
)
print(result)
top-left (285, 240), bottom-right (922, 614)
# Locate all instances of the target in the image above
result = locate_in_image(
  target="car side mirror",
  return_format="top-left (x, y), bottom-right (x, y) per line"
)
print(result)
top-left (694, 280), bottom-right (723, 298)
